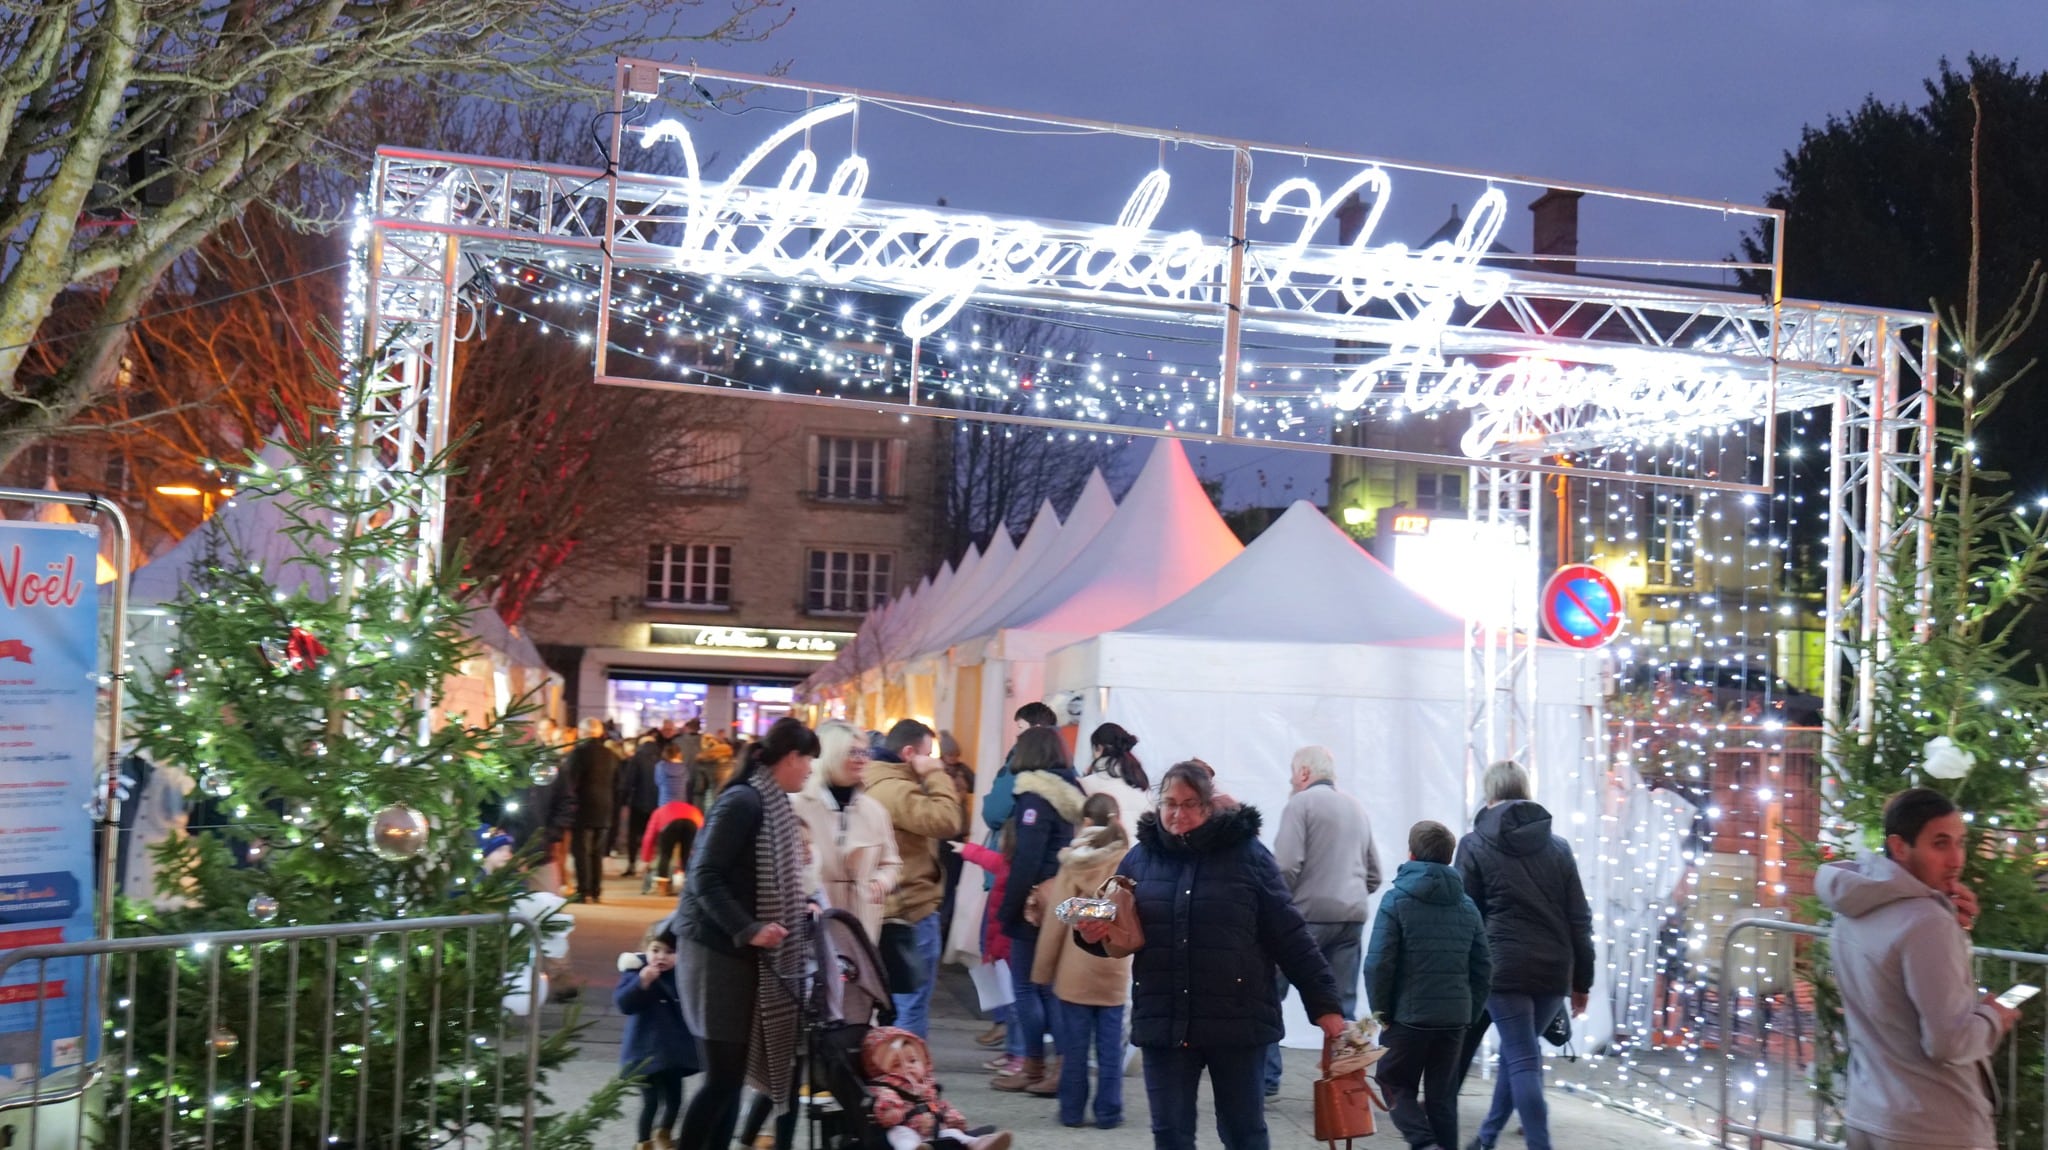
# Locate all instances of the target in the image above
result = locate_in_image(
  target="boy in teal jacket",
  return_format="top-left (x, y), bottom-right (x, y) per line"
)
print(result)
top-left (1365, 820), bottom-right (1490, 1150)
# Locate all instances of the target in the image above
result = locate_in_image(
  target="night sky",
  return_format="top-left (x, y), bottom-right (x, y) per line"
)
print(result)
top-left (691, 1), bottom-right (2048, 507)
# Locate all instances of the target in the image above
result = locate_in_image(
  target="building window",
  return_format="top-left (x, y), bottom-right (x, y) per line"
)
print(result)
top-left (1644, 491), bottom-right (1696, 587)
top-left (103, 453), bottom-right (129, 492)
top-left (806, 549), bottom-right (893, 615)
top-left (22, 443), bottom-right (68, 482)
top-left (1413, 470), bottom-right (1464, 512)
top-left (811, 436), bottom-right (900, 501)
top-left (665, 429), bottom-right (743, 494)
top-left (646, 544), bottom-right (731, 608)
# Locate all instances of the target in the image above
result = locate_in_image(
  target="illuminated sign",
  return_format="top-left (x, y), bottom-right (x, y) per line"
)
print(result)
top-left (1390, 514), bottom-right (1431, 536)
top-left (634, 101), bottom-right (1763, 458)
top-left (646, 625), bottom-right (853, 659)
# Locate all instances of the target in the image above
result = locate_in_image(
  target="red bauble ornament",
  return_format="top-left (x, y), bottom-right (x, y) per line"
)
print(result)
top-left (285, 626), bottom-right (327, 672)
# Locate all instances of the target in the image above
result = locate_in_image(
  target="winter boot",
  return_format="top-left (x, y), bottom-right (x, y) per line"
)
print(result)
top-left (635, 1142), bottom-right (653, 1150)
top-left (988, 1058), bottom-right (1043, 1092)
top-left (1025, 1063), bottom-right (1060, 1097)
top-left (653, 1133), bottom-right (674, 1150)
top-left (973, 1021), bottom-right (1007, 1048)
top-left (968, 1133), bottom-right (1013, 1150)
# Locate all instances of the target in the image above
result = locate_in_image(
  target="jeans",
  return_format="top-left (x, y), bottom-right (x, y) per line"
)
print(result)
top-left (1141, 1043), bottom-right (1268, 1150)
top-left (888, 913), bottom-right (944, 1038)
top-left (1263, 919), bottom-right (1366, 1092)
top-left (1004, 928), bottom-right (1060, 1060)
top-left (1475, 992), bottom-right (1564, 1150)
top-left (1053, 1001), bottom-right (1125, 1127)
top-left (1376, 1022), bottom-right (1462, 1149)
top-left (571, 825), bottom-right (610, 901)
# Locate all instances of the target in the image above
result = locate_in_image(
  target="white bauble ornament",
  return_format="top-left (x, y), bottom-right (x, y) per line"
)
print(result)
top-left (1923, 736), bottom-right (1974, 780)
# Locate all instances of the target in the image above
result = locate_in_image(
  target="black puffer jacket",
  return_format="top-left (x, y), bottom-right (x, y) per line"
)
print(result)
top-left (1455, 800), bottom-right (1595, 997)
top-left (1101, 805), bottom-right (1343, 1049)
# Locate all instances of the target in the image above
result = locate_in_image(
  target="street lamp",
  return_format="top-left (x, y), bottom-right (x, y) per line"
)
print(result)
top-left (154, 484), bottom-right (234, 517)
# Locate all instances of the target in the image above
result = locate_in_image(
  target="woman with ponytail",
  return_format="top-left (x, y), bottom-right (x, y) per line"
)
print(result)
top-left (671, 717), bottom-right (822, 1150)
top-left (1080, 723), bottom-right (1148, 842)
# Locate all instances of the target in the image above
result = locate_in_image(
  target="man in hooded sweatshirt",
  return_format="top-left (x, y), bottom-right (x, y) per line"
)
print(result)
top-left (1816, 787), bottom-right (2018, 1150)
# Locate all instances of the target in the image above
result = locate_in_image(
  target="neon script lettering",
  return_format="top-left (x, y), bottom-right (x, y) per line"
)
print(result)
top-left (638, 102), bottom-right (1505, 342)
top-left (0, 548), bottom-right (83, 610)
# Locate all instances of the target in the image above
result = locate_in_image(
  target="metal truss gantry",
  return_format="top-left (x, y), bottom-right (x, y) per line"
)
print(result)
top-left (351, 65), bottom-right (1938, 777)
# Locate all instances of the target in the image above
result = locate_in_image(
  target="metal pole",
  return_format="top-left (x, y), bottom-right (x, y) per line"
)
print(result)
top-left (1215, 147), bottom-right (1252, 437)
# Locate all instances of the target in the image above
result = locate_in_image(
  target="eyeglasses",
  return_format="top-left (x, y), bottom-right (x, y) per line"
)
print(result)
top-left (1159, 799), bottom-right (1208, 814)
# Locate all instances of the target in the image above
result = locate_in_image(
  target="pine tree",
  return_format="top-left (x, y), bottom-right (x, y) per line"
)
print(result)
top-left (117, 357), bottom-right (622, 1147)
top-left (1808, 84), bottom-right (2048, 1139)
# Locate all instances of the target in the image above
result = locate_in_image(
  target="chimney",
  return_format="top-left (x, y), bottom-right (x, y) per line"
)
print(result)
top-left (1528, 188), bottom-right (1583, 275)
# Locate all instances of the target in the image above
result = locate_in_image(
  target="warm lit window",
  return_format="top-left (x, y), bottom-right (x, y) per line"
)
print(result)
top-left (806, 549), bottom-right (893, 614)
top-left (646, 544), bottom-right (732, 607)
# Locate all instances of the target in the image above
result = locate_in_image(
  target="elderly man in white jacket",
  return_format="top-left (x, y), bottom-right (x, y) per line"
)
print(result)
top-left (1816, 787), bottom-right (2019, 1150)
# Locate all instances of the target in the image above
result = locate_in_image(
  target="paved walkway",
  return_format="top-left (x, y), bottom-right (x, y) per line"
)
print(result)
top-left (543, 860), bottom-right (1693, 1149)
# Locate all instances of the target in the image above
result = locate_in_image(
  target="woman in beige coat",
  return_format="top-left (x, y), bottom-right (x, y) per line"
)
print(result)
top-left (1032, 794), bottom-right (1133, 1128)
top-left (792, 720), bottom-right (903, 945)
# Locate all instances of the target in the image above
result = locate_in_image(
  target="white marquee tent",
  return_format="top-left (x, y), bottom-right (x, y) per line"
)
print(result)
top-left (1041, 500), bottom-right (1608, 1045)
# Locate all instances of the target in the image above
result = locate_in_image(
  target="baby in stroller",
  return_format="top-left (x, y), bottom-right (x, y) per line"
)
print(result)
top-left (861, 1027), bottom-right (1011, 1150)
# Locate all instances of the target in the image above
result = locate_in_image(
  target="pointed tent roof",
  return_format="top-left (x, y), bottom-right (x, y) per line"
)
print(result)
top-left (903, 543), bottom-right (980, 655)
top-left (913, 501), bottom-right (1047, 661)
top-left (952, 472), bottom-right (1116, 642)
top-left (129, 443), bottom-right (332, 605)
top-left (997, 438), bottom-right (1243, 636)
top-left (904, 539), bottom-right (993, 657)
top-left (1115, 499), bottom-right (1464, 643)
top-left (129, 442), bottom-right (547, 672)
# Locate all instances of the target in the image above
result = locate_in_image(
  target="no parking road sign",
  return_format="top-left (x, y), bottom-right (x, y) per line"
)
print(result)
top-left (1540, 564), bottom-right (1624, 649)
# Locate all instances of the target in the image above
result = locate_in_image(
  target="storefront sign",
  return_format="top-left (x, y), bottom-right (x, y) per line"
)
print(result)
top-left (0, 522), bottom-right (101, 1093)
top-left (647, 624), bottom-right (853, 659)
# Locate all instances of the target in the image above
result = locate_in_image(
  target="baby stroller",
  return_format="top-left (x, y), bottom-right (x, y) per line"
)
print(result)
top-left (797, 909), bottom-right (895, 1150)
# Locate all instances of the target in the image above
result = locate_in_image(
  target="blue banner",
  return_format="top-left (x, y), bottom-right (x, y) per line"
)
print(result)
top-left (0, 521), bottom-right (101, 1093)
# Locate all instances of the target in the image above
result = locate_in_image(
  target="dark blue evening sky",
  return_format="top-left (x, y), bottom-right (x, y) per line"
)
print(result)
top-left (687, 2), bottom-right (2048, 506)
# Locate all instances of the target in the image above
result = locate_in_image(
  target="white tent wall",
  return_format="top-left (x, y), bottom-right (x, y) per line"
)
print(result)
top-left (1044, 634), bottom-right (1608, 1048)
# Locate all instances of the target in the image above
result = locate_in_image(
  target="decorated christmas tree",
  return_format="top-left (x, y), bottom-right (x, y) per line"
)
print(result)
top-left (117, 357), bottom-right (621, 1146)
top-left (1809, 87), bottom-right (2048, 1138)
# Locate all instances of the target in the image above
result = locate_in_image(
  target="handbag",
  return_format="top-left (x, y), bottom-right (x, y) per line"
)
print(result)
top-left (877, 919), bottom-right (926, 994)
top-left (1542, 1003), bottom-right (1572, 1048)
top-left (1094, 875), bottom-right (1145, 959)
top-left (1312, 1034), bottom-right (1385, 1146)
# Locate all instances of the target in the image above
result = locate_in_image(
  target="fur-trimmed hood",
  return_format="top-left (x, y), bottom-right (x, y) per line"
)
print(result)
top-left (1012, 767), bottom-right (1087, 825)
top-left (1136, 802), bottom-right (1263, 856)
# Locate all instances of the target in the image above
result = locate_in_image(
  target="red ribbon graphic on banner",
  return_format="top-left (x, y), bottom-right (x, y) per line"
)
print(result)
top-left (0, 638), bottom-right (31, 664)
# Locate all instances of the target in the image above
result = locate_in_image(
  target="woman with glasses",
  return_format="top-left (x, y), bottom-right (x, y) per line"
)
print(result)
top-left (791, 720), bottom-right (902, 946)
top-left (1077, 760), bottom-right (1346, 1150)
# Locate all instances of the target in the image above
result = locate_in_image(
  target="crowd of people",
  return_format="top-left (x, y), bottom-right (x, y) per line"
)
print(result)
top-left (538, 701), bottom-right (2021, 1150)
top-left (553, 704), bottom-right (1617, 1150)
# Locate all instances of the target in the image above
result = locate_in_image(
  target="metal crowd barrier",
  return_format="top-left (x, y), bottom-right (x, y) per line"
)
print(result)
top-left (0, 913), bottom-right (548, 1149)
top-left (1717, 916), bottom-right (2048, 1150)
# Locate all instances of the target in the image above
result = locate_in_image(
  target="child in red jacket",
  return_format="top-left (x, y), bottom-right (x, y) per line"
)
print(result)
top-left (949, 829), bottom-right (1019, 1072)
top-left (639, 800), bottom-right (703, 896)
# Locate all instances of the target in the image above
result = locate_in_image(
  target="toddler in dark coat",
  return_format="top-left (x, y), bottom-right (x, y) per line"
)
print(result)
top-left (616, 922), bottom-right (701, 1150)
top-left (1365, 820), bottom-right (1490, 1150)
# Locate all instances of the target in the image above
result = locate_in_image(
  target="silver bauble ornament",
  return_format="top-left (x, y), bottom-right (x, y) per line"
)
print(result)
top-left (210, 1027), bottom-right (239, 1057)
top-left (369, 805), bottom-right (429, 860)
top-left (531, 761), bottom-right (558, 786)
top-left (246, 894), bottom-right (280, 922)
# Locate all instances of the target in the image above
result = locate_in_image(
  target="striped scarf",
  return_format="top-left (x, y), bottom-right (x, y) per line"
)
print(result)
top-left (746, 770), bottom-right (806, 1106)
